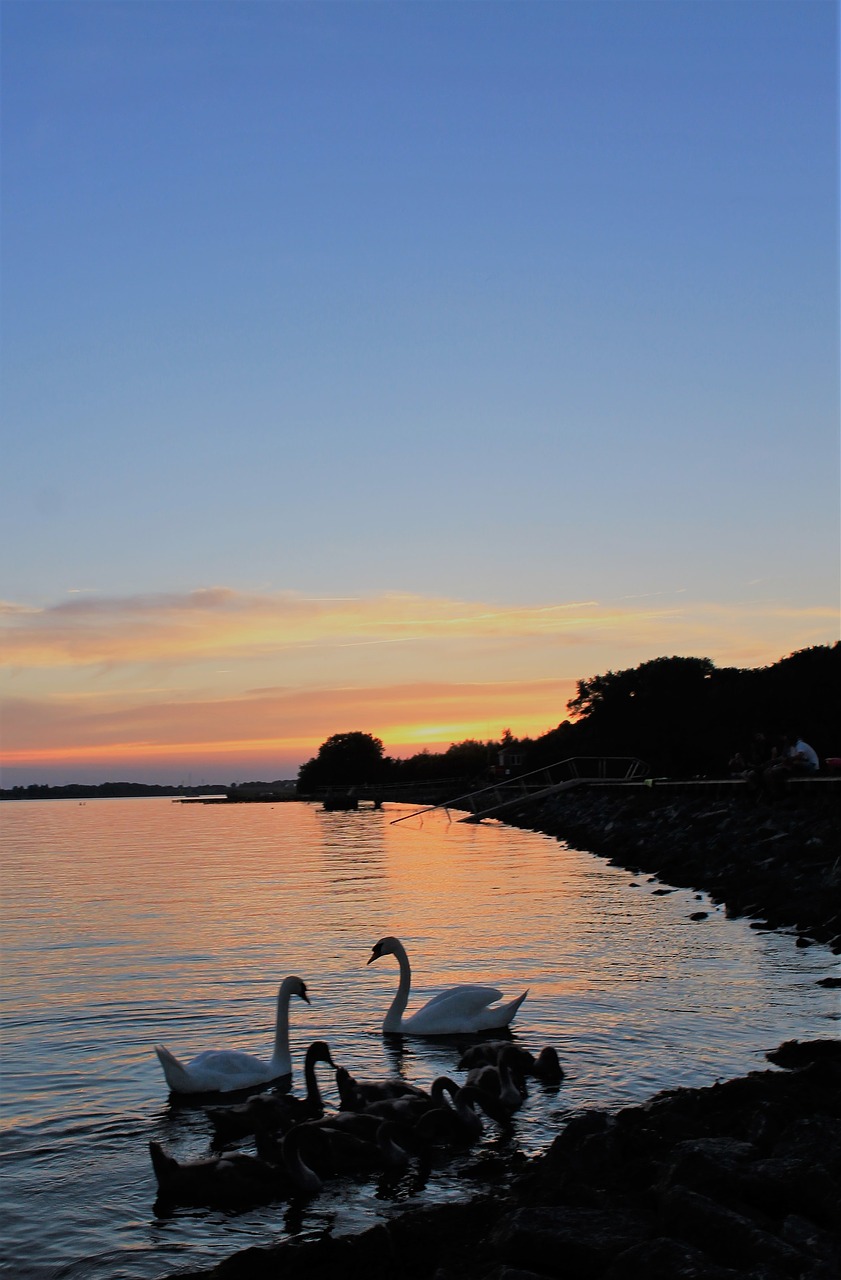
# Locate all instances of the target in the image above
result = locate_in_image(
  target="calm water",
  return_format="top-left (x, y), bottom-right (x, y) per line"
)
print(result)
top-left (1, 797), bottom-right (838, 1279)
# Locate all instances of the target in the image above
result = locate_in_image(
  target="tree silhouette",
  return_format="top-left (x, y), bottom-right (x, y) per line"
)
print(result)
top-left (561, 646), bottom-right (839, 776)
top-left (293, 644), bottom-right (839, 791)
top-left (297, 732), bottom-right (387, 790)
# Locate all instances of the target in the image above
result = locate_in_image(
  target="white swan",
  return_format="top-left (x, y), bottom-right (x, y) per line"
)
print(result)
top-left (154, 975), bottom-right (310, 1095)
top-left (367, 936), bottom-right (527, 1035)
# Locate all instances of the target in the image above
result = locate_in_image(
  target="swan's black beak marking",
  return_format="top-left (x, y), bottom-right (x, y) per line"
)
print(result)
top-left (300, 983), bottom-right (311, 1004)
top-left (367, 943), bottom-right (381, 965)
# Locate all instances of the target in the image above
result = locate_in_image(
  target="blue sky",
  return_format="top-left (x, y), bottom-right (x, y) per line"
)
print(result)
top-left (1, 0), bottom-right (838, 784)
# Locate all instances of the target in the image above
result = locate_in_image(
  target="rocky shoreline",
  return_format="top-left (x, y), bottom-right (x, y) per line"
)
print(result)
top-left (509, 778), bottom-right (841, 955)
top-left (170, 784), bottom-right (840, 1280)
top-left (171, 1042), bottom-right (841, 1280)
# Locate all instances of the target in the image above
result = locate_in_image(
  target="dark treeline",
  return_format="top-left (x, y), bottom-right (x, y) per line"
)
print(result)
top-left (297, 644), bottom-right (840, 789)
top-left (528, 643), bottom-right (840, 778)
top-left (0, 782), bottom-right (228, 801)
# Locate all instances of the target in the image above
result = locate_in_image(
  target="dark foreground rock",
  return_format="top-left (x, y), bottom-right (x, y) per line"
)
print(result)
top-left (170, 1040), bottom-right (840, 1280)
top-left (507, 781), bottom-right (841, 953)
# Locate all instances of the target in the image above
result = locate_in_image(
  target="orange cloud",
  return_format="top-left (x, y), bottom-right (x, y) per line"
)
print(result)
top-left (2, 586), bottom-right (837, 781)
top-left (0, 677), bottom-right (572, 764)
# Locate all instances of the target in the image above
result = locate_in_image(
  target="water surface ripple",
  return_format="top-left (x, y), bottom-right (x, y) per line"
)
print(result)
top-left (1, 798), bottom-right (837, 1279)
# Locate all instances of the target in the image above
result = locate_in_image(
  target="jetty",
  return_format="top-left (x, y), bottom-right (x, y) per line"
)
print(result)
top-left (391, 756), bottom-right (649, 824)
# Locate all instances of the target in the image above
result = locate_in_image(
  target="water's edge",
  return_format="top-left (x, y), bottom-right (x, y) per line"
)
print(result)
top-left (510, 782), bottom-right (841, 951)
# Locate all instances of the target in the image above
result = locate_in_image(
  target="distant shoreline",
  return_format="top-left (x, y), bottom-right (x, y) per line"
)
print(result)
top-left (0, 782), bottom-right (294, 801)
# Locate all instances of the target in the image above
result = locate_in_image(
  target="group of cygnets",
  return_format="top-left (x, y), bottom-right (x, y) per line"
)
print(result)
top-left (149, 1036), bottom-right (563, 1208)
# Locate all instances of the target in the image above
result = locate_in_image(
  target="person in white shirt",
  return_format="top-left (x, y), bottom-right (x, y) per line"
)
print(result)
top-left (787, 737), bottom-right (820, 773)
top-left (763, 734), bottom-right (820, 794)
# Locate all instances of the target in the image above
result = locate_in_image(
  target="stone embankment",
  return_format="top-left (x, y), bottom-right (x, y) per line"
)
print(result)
top-left (509, 780), bottom-right (841, 953)
top-left (173, 784), bottom-right (840, 1280)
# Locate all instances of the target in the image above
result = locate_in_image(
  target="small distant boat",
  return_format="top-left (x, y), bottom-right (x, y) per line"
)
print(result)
top-left (322, 792), bottom-right (358, 811)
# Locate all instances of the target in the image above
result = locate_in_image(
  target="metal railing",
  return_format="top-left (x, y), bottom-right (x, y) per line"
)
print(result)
top-left (390, 756), bottom-right (648, 824)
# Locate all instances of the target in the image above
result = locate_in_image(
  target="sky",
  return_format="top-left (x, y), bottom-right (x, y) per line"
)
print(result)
top-left (1, 0), bottom-right (838, 786)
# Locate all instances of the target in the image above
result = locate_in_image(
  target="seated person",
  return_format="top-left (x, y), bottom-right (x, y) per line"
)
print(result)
top-left (787, 736), bottom-right (820, 774)
top-left (763, 734), bottom-right (820, 793)
top-left (729, 731), bottom-right (772, 787)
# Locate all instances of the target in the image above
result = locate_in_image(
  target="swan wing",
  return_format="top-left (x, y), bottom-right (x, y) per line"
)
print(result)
top-left (155, 1045), bottom-right (276, 1094)
top-left (421, 984), bottom-right (503, 1010)
top-left (404, 986), bottom-right (528, 1035)
top-left (188, 1049), bottom-right (267, 1073)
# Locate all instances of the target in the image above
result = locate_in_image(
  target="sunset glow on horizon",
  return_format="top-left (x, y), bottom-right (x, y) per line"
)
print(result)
top-left (2, 585), bottom-right (837, 784)
top-left (2, 2), bottom-right (837, 786)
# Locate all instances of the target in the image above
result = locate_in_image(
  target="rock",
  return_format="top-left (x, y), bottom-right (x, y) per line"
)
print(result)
top-left (491, 1206), bottom-right (646, 1278)
top-left (604, 1236), bottom-right (746, 1279)
top-left (765, 1039), bottom-right (841, 1069)
top-left (736, 1155), bottom-right (840, 1226)
top-left (658, 1135), bottom-right (758, 1200)
top-left (781, 1213), bottom-right (841, 1273)
top-left (187, 1223), bottom-right (395, 1279)
top-left (481, 1270), bottom-right (551, 1280)
top-left (773, 1116), bottom-right (841, 1177)
top-left (657, 1184), bottom-right (805, 1272)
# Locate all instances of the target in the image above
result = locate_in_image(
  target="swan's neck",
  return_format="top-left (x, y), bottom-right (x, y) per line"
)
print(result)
top-left (303, 1053), bottom-right (322, 1107)
top-left (454, 1086), bottom-right (483, 1132)
top-left (432, 1076), bottom-right (459, 1106)
top-left (271, 982), bottom-right (292, 1063)
top-left (454, 1087), bottom-right (478, 1122)
top-left (282, 1127), bottom-right (322, 1194)
top-left (377, 1122), bottom-right (409, 1167)
top-left (383, 941), bottom-right (412, 1033)
top-left (498, 1061), bottom-right (521, 1106)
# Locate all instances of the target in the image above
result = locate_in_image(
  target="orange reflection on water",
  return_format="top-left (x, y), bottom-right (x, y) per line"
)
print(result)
top-left (4, 797), bottom-right (837, 1108)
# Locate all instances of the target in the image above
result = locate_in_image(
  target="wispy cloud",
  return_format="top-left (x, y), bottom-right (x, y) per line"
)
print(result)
top-left (3, 586), bottom-right (834, 671)
top-left (0, 587), bottom-right (628, 668)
